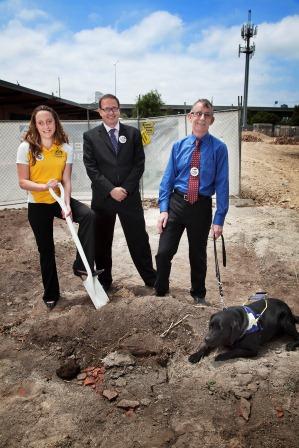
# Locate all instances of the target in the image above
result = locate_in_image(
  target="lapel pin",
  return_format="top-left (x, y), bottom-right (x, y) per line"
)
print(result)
top-left (119, 135), bottom-right (127, 144)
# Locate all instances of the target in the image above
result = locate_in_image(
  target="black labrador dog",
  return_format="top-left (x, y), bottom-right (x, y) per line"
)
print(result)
top-left (189, 297), bottom-right (299, 363)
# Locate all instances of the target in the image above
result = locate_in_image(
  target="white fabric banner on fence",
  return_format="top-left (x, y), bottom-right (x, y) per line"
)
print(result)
top-left (0, 110), bottom-right (239, 205)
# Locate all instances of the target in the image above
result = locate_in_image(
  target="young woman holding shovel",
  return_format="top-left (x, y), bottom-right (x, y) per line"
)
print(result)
top-left (16, 105), bottom-right (97, 310)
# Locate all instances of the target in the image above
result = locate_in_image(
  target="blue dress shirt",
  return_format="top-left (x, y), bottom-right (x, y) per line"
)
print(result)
top-left (159, 132), bottom-right (229, 226)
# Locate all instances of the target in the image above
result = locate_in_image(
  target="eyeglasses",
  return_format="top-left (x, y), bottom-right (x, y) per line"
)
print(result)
top-left (190, 111), bottom-right (213, 118)
top-left (100, 107), bottom-right (120, 113)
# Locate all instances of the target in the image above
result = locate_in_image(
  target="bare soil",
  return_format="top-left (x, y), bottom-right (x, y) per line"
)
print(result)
top-left (0, 132), bottom-right (298, 448)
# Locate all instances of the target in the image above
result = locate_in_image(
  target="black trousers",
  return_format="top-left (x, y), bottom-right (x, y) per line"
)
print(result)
top-left (93, 191), bottom-right (156, 287)
top-left (28, 198), bottom-right (95, 302)
top-left (155, 192), bottom-right (212, 296)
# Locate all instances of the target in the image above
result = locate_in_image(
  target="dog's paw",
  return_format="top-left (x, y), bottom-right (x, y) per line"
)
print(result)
top-left (188, 352), bottom-right (204, 364)
top-left (286, 341), bottom-right (299, 351)
top-left (214, 352), bottom-right (230, 362)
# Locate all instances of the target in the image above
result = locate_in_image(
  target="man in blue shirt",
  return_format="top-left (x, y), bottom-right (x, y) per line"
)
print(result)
top-left (155, 99), bottom-right (229, 303)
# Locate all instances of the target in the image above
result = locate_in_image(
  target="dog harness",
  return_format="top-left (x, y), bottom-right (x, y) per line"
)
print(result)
top-left (242, 293), bottom-right (268, 336)
top-left (242, 306), bottom-right (263, 334)
top-left (248, 292), bottom-right (267, 302)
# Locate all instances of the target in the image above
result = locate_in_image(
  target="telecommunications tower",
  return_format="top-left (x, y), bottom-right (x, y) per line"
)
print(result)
top-left (239, 10), bottom-right (257, 128)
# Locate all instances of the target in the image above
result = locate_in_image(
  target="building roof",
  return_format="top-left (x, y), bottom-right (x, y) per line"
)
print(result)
top-left (0, 79), bottom-right (99, 120)
top-left (0, 79), bottom-right (294, 121)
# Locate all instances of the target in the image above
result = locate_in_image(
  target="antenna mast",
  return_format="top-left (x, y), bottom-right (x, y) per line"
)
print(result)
top-left (239, 10), bottom-right (257, 128)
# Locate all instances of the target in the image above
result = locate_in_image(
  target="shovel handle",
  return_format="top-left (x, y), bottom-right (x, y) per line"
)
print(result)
top-left (49, 183), bottom-right (93, 278)
top-left (48, 182), bottom-right (67, 213)
top-left (48, 183), bottom-right (109, 309)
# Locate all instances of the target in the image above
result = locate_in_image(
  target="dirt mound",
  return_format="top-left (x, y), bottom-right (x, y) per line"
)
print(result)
top-left (0, 137), bottom-right (299, 447)
top-left (241, 139), bottom-right (299, 210)
top-left (272, 136), bottom-right (298, 145)
top-left (242, 133), bottom-right (263, 142)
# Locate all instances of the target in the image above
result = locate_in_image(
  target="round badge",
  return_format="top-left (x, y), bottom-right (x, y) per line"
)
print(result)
top-left (190, 167), bottom-right (199, 177)
top-left (119, 135), bottom-right (127, 144)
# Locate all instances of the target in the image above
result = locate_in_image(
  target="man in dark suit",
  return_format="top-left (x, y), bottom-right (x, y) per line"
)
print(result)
top-left (83, 94), bottom-right (156, 291)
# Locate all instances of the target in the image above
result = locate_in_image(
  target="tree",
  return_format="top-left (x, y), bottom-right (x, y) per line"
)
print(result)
top-left (249, 111), bottom-right (281, 125)
top-left (133, 90), bottom-right (165, 118)
top-left (289, 105), bottom-right (299, 125)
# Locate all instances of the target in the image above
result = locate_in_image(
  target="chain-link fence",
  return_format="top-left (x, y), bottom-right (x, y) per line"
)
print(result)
top-left (253, 123), bottom-right (299, 137)
top-left (0, 109), bottom-right (240, 205)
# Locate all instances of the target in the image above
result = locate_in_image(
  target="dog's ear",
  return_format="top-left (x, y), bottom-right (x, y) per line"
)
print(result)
top-left (230, 320), bottom-right (241, 345)
top-left (209, 313), bottom-right (217, 325)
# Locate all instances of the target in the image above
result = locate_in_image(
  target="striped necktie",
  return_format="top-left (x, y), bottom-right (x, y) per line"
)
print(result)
top-left (186, 139), bottom-right (200, 204)
top-left (109, 128), bottom-right (118, 154)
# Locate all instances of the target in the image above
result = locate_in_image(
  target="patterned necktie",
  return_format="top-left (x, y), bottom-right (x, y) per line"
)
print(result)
top-left (186, 139), bottom-right (200, 204)
top-left (109, 128), bottom-right (118, 154)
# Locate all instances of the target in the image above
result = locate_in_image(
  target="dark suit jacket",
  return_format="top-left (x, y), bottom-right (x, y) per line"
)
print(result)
top-left (83, 122), bottom-right (145, 209)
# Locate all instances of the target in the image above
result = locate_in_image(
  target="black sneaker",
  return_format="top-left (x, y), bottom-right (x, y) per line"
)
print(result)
top-left (155, 289), bottom-right (169, 297)
top-left (73, 268), bottom-right (104, 279)
top-left (192, 294), bottom-right (207, 305)
top-left (100, 282), bottom-right (112, 292)
top-left (44, 298), bottom-right (59, 310)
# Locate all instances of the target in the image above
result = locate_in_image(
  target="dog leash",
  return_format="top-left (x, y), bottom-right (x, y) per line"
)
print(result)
top-left (213, 234), bottom-right (226, 309)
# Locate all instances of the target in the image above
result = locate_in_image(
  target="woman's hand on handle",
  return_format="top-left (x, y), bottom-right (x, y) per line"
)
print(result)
top-left (46, 179), bottom-right (59, 190)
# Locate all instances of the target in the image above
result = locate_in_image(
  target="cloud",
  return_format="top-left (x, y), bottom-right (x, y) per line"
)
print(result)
top-left (0, 7), bottom-right (298, 106)
top-left (187, 25), bottom-right (241, 59)
top-left (0, 0), bottom-right (21, 15)
top-left (16, 8), bottom-right (48, 21)
top-left (258, 15), bottom-right (299, 60)
top-left (74, 11), bottom-right (182, 56)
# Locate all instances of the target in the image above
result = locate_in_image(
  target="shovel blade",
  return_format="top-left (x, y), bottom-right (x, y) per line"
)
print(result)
top-left (83, 276), bottom-right (109, 309)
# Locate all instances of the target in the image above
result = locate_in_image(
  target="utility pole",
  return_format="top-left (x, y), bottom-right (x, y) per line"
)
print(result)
top-left (113, 60), bottom-right (119, 96)
top-left (239, 10), bottom-right (257, 129)
top-left (58, 76), bottom-right (61, 97)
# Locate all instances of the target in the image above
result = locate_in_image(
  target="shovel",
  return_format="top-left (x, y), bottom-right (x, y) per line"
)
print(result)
top-left (49, 183), bottom-right (109, 309)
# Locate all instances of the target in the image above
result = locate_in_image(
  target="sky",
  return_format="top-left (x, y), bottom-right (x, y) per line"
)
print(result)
top-left (0, 0), bottom-right (299, 107)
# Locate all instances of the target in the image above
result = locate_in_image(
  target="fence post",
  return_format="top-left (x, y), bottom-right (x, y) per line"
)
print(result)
top-left (136, 96), bottom-right (144, 201)
top-left (184, 101), bottom-right (187, 136)
top-left (87, 108), bottom-right (90, 130)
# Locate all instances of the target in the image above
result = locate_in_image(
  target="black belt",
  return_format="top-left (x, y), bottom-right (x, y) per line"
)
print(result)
top-left (173, 189), bottom-right (211, 202)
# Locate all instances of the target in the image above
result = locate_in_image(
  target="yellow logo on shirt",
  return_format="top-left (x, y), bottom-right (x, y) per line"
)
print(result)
top-left (55, 149), bottom-right (64, 157)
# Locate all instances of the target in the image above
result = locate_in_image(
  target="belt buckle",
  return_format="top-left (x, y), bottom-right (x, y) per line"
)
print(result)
top-left (183, 194), bottom-right (188, 201)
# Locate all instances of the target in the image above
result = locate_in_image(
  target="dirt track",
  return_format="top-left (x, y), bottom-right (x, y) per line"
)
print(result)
top-left (241, 132), bottom-right (299, 210)
top-left (0, 133), bottom-right (298, 447)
